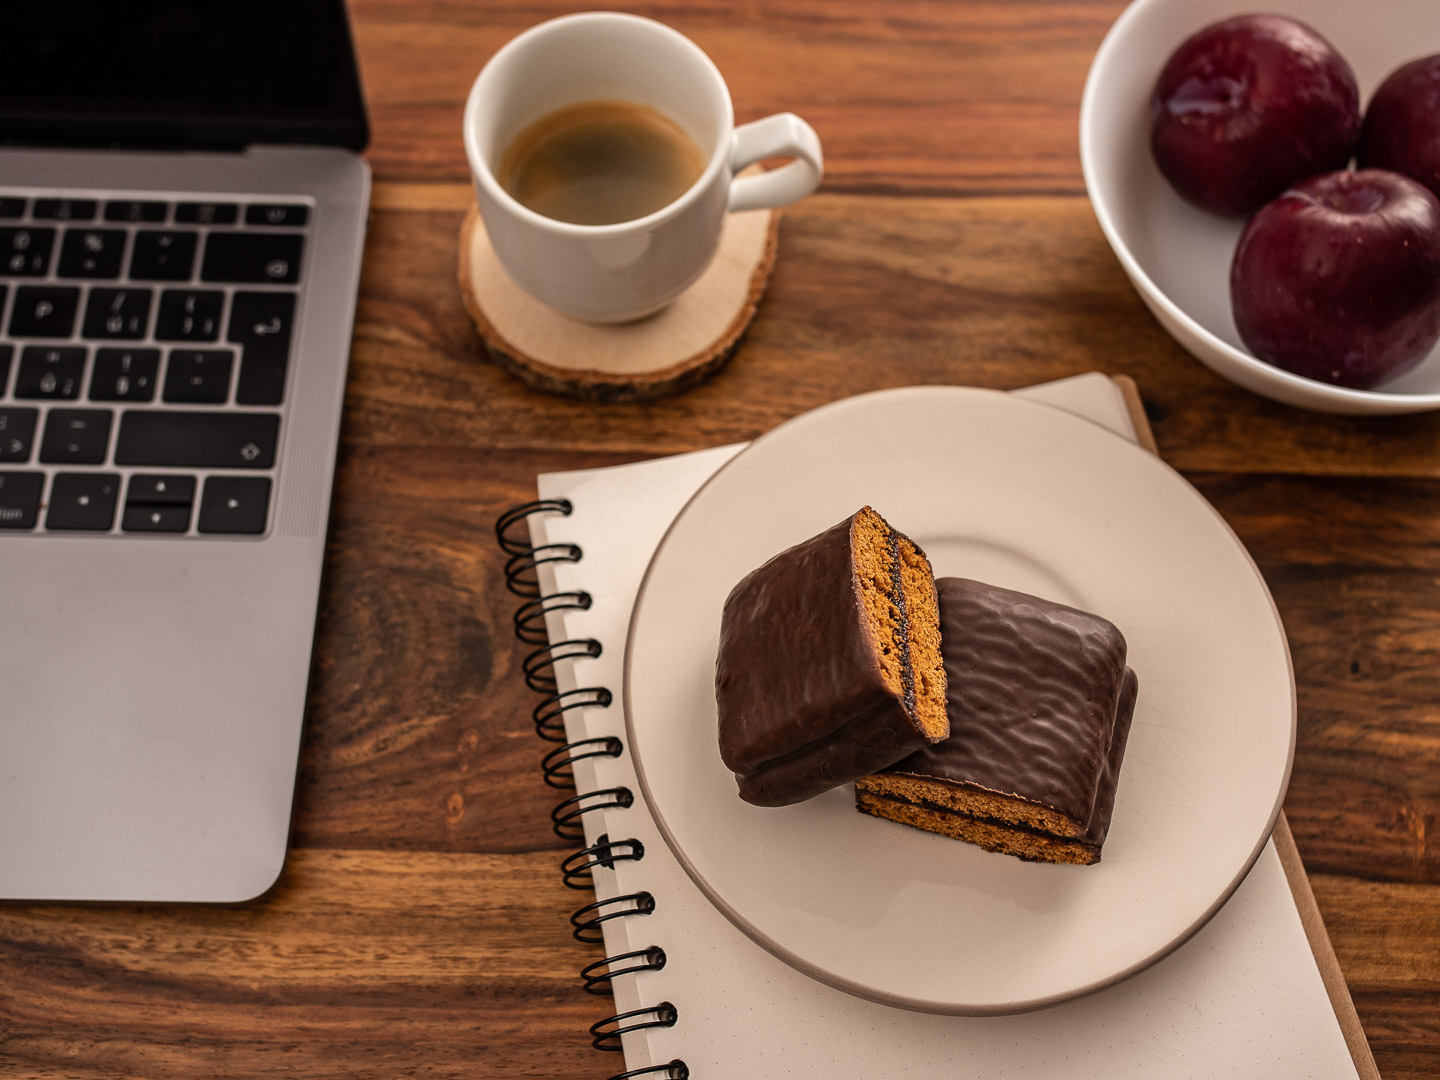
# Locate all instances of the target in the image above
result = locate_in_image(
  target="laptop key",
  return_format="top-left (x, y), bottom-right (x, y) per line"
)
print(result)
top-left (201, 232), bottom-right (303, 284)
top-left (127, 474), bottom-right (195, 506)
top-left (82, 287), bottom-right (153, 340)
top-left (229, 291), bottom-right (295, 405)
top-left (33, 198), bottom-right (97, 221)
top-left (0, 471), bottom-right (43, 529)
top-left (0, 228), bottom-right (56, 276)
top-left (104, 200), bottom-right (168, 223)
top-left (46, 473), bottom-right (120, 531)
top-left (90, 348), bottom-right (159, 402)
top-left (124, 473), bottom-right (195, 533)
top-left (40, 409), bottom-right (113, 465)
top-left (246, 204), bottom-right (309, 227)
top-left (0, 198), bottom-right (25, 219)
top-left (115, 411), bottom-right (278, 468)
top-left (198, 476), bottom-right (271, 535)
top-left (58, 228), bottom-right (127, 279)
top-left (123, 503), bottom-right (191, 533)
top-left (175, 202), bottom-right (238, 225)
top-left (0, 341), bottom-right (10, 392)
top-left (15, 346), bottom-right (86, 399)
top-left (9, 286), bottom-right (80, 337)
top-left (164, 349), bottom-right (234, 404)
top-left (155, 289), bottom-right (223, 341)
top-left (129, 230), bottom-right (198, 282)
top-left (0, 408), bottom-right (38, 462)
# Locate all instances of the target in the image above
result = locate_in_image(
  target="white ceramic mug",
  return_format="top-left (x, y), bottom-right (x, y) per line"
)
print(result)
top-left (463, 12), bottom-right (824, 323)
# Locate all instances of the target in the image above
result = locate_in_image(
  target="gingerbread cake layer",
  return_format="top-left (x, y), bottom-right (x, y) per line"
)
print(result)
top-left (855, 578), bottom-right (1137, 863)
top-left (716, 506), bottom-right (947, 807)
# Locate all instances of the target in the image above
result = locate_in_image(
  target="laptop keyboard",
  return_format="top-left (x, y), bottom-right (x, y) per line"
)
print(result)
top-left (0, 192), bottom-right (310, 537)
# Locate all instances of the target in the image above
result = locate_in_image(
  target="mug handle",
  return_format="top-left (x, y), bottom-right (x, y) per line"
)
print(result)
top-left (728, 113), bottom-right (824, 212)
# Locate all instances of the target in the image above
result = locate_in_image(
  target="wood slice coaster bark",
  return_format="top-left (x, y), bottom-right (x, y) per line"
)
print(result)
top-left (458, 202), bottom-right (780, 402)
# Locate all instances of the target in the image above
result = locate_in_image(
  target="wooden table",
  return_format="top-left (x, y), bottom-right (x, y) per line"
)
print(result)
top-left (3, 2), bottom-right (1438, 1076)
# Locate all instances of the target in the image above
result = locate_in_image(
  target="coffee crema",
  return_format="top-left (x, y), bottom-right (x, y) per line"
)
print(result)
top-left (498, 100), bottom-right (706, 226)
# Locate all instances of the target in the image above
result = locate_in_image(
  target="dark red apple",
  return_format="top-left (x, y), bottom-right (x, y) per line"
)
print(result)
top-left (1230, 169), bottom-right (1440, 389)
top-left (1151, 15), bottom-right (1360, 217)
top-left (1358, 54), bottom-right (1440, 201)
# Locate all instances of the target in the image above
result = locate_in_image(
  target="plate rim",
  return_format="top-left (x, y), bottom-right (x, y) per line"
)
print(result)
top-left (623, 385), bottom-right (1297, 1015)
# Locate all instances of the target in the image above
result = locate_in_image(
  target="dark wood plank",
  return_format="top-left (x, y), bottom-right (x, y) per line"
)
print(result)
top-left (349, 0), bottom-right (1122, 194)
top-left (0, 849), bottom-right (604, 1079)
top-left (1195, 474), bottom-right (1440, 888)
top-left (292, 445), bottom-right (636, 854)
top-left (1311, 874), bottom-right (1440, 1077)
top-left (350, 187), bottom-right (1440, 479)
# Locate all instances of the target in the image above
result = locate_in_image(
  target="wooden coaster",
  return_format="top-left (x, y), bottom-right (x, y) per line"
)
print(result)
top-left (458, 200), bottom-right (780, 402)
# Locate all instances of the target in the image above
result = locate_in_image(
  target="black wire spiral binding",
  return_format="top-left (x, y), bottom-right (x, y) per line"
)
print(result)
top-left (605, 1061), bottom-right (688, 1080)
top-left (590, 1002), bottom-right (679, 1052)
top-left (504, 543), bottom-right (584, 598)
top-left (562, 834), bottom-right (645, 890)
top-left (514, 590), bottom-right (593, 644)
top-left (522, 638), bottom-right (601, 693)
top-left (497, 500), bottom-right (684, 1077)
top-left (581, 947), bottom-right (667, 994)
top-left (570, 892), bottom-right (656, 945)
top-left (495, 498), bottom-right (573, 555)
top-left (542, 736), bottom-right (624, 789)
top-left (533, 687), bottom-right (613, 742)
top-left (551, 787), bottom-right (636, 842)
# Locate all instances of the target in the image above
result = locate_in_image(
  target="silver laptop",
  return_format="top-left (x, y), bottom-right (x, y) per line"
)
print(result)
top-left (0, 1), bottom-right (371, 901)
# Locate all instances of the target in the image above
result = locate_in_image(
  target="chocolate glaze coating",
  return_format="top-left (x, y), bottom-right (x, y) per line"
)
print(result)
top-left (1085, 666), bottom-right (1138, 847)
top-left (715, 512), bottom-right (932, 807)
top-left (884, 578), bottom-right (1131, 834)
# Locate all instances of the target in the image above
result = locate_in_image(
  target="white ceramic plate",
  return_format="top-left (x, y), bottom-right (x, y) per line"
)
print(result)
top-left (625, 387), bottom-right (1296, 1014)
top-left (1081, 0), bottom-right (1440, 414)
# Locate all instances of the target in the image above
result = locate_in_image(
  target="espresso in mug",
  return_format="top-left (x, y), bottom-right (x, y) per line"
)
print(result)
top-left (499, 100), bottom-right (706, 226)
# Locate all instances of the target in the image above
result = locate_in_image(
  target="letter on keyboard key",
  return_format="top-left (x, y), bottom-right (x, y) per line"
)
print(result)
top-left (46, 473), bottom-right (120, 531)
top-left (245, 204), bottom-right (309, 227)
top-left (58, 228), bottom-right (127, 279)
top-left (0, 407), bottom-right (38, 462)
top-left (175, 202), bottom-right (238, 225)
top-left (9, 286), bottom-right (80, 337)
top-left (82, 288), bottom-right (153, 340)
top-left (90, 348), bottom-right (160, 402)
top-left (0, 471), bottom-right (43, 529)
top-left (130, 230), bottom-right (198, 282)
top-left (163, 349), bottom-right (234, 404)
top-left (33, 199), bottom-right (96, 221)
top-left (198, 476), bottom-right (271, 534)
top-left (200, 233), bottom-right (303, 284)
top-left (155, 290), bottom-right (223, 341)
top-left (0, 227), bottom-right (55, 276)
top-left (229, 291), bottom-right (296, 404)
top-left (104, 201), bottom-right (168, 223)
top-left (40, 409), bottom-right (113, 465)
top-left (115, 411), bottom-right (279, 469)
top-left (126, 474), bottom-right (195, 506)
top-left (16, 347), bottom-right (86, 399)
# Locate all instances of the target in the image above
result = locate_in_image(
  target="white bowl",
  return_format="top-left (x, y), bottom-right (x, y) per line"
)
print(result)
top-left (1080, 0), bottom-right (1440, 415)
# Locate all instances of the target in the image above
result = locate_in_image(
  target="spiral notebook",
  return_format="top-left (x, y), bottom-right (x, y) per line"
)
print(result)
top-left (497, 373), bottom-right (1377, 1080)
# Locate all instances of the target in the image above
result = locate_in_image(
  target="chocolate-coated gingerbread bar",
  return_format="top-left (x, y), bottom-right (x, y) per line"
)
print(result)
top-left (716, 507), bottom-right (948, 806)
top-left (856, 577), bottom-right (1138, 864)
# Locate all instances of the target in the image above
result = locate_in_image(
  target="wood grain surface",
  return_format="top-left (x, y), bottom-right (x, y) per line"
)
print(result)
top-left (4, 1), bottom-right (1439, 1077)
